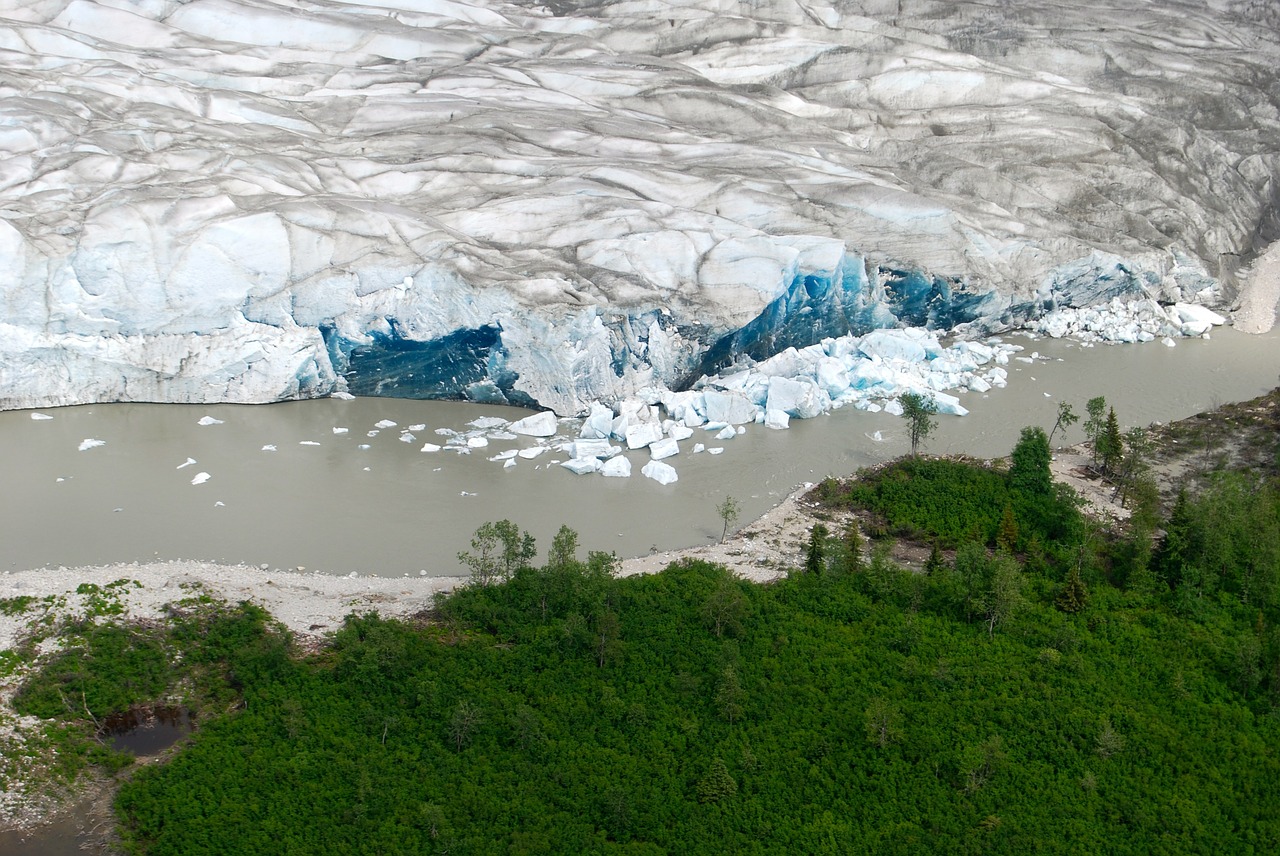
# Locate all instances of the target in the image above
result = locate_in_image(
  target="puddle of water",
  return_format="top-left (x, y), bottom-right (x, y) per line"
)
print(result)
top-left (103, 706), bottom-right (191, 757)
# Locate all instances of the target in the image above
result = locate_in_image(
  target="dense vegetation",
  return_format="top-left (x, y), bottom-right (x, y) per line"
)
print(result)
top-left (6, 397), bottom-right (1280, 854)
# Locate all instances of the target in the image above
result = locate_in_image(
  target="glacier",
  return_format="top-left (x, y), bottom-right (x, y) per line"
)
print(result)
top-left (1, 0), bottom-right (1278, 414)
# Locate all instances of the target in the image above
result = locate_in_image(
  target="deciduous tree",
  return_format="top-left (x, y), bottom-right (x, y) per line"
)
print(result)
top-left (899, 391), bottom-right (938, 457)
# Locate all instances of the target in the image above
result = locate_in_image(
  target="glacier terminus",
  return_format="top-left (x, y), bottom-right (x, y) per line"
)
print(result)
top-left (1, 0), bottom-right (1278, 415)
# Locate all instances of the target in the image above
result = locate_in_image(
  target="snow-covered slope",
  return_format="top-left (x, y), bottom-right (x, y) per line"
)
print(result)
top-left (1, 0), bottom-right (1277, 413)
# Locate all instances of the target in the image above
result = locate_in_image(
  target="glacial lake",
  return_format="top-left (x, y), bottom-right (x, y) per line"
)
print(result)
top-left (2, 327), bottom-right (1278, 578)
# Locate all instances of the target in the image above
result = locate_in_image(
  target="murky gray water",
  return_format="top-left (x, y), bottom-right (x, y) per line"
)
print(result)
top-left (2, 328), bottom-right (1277, 577)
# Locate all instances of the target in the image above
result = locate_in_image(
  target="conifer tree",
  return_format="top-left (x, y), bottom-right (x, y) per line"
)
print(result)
top-left (804, 523), bottom-right (829, 574)
top-left (696, 758), bottom-right (737, 803)
top-left (997, 503), bottom-right (1020, 553)
top-left (1056, 564), bottom-right (1089, 613)
top-left (923, 541), bottom-right (945, 576)
top-left (1099, 408), bottom-right (1124, 475)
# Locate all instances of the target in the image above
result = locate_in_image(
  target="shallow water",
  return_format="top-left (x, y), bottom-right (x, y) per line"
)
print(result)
top-left (1, 328), bottom-right (1277, 577)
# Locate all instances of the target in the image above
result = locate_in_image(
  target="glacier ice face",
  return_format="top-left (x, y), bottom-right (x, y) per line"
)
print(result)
top-left (1, 1), bottom-right (1278, 412)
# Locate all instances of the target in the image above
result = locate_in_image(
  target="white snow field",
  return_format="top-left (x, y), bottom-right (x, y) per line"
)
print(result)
top-left (0, 1), bottom-right (1277, 414)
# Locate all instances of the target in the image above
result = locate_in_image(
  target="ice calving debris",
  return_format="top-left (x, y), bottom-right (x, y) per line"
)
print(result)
top-left (489, 450), bottom-right (519, 461)
top-left (510, 411), bottom-right (559, 437)
top-left (420, 443), bottom-right (441, 452)
top-left (765, 410), bottom-right (790, 429)
top-left (333, 427), bottom-right (348, 434)
top-left (191, 472), bottom-right (211, 485)
top-left (649, 438), bottom-right (680, 460)
top-left (177, 458), bottom-right (197, 469)
top-left (367, 430), bottom-right (379, 437)
top-left (468, 417), bottom-right (508, 430)
top-left (399, 433), bottom-right (416, 443)
top-left (262, 444), bottom-right (277, 451)
top-left (197, 415), bottom-right (224, 426)
top-left (408, 424), bottom-right (427, 432)
top-left (31, 413), bottom-right (53, 420)
top-left (625, 422), bottom-right (663, 449)
top-left (708, 448), bottom-right (725, 455)
top-left (78, 438), bottom-right (106, 451)
top-left (466, 436), bottom-right (489, 448)
top-left (601, 456), bottom-right (632, 477)
top-left (214, 501), bottom-right (224, 507)
top-left (693, 443), bottom-right (706, 453)
top-left (561, 457), bottom-right (602, 475)
top-left (641, 460), bottom-right (678, 485)
top-left (715, 426), bottom-right (737, 441)
top-left (503, 458), bottom-right (517, 469)
top-left (573, 439), bottom-right (619, 459)
top-left (357, 444), bottom-right (370, 450)
top-left (299, 441), bottom-right (321, 446)
top-left (435, 428), bottom-right (456, 436)
top-left (374, 420), bottom-right (397, 429)
top-left (517, 446), bottom-right (547, 459)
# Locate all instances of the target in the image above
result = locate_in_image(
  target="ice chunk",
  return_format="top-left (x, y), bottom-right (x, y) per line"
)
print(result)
top-left (78, 439), bottom-right (106, 451)
top-left (468, 416), bottom-right (507, 430)
top-left (625, 422), bottom-right (663, 450)
top-left (504, 458), bottom-right (517, 469)
top-left (929, 392), bottom-right (969, 417)
top-left (968, 376), bottom-right (992, 393)
top-left (641, 460), bottom-right (678, 484)
top-left (1162, 337), bottom-right (1177, 347)
top-left (692, 443), bottom-right (706, 453)
top-left (420, 443), bottom-right (441, 452)
top-left (262, 444), bottom-right (277, 451)
top-left (579, 402), bottom-right (615, 439)
top-left (489, 449), bottom-right (519, 461)
top-left (176, 457), bottom-right (197, 469)
top-left (197, 415), bottom-right (224, 426)
top-left (573, 438), bottom-right (620, 459)
top-left (466, 436), bottom-right (489, 448)
top-left (510, 411), bottom-right (559, 437)
top-left (707, 448), bottom-right (725, 455)
top-left (400, 432), bottom-right (417, 443)
top-left (367, 430), bottom-right (379, 437)
top-left (357, 444), bottom-right (370, 450)
top-left (766, 376), bottom-right (830, 419)
top-left (408, 423), bottom-right (426, 432)
top-left (31, 412), bottom-right (53, 420)
top-left (764, 409), bottom-right (790, 429)
top-left (702, 390), bottom-right (759, 425)
top-left (191, 472), bottom-right (211, 485)
top-left (858, 329), bottom-right (927, 363)
top-left (716, 425), bottom-right (737, 440)
top-left (517, 446), bottom-right (548, 459)
top-left (300, 440), bottom-right (321, 446)
top-left (669, 425), bottom-right (694, 441)
top-left (1172, 302), bottom-right (1225, 335)
top-left (883, 399), bottom-right (904, 417)
top-left (374, 419), bottom-right (398, 429)
top-left (333, 427), bottom-right (349, 434)
top-left (561, 457), bottom-right (602, 475)
top-left (600, 456), bottom-right (632, 478)
top-left (649, 437), bottom-right (680, 460)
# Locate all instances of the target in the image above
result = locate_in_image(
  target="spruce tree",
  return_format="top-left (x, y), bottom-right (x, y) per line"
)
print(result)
top-left (805, 523), bottom-right (829, 574)
top-left (924, 542), bottom-right (945, 576)
top-left (1056, 564), bottom-right (1089, 613)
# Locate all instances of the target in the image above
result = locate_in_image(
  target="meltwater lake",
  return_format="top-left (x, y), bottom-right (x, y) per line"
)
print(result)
top-left (2, 328), bottom-right (1278, 578)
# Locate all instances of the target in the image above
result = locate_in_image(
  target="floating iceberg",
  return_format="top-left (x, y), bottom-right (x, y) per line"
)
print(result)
top-left (641, 460), bottom-right (678, 485)
top-left (510, 412), bottom-right (559, 437)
